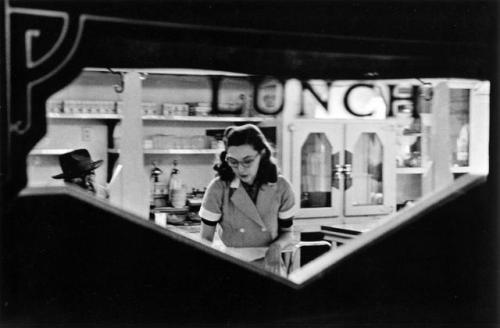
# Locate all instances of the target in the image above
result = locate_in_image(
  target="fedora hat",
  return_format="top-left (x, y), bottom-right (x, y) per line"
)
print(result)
top-left (52, 149), bottom-right (103, 179)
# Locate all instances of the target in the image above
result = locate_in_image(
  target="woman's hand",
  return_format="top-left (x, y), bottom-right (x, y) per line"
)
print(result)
top-left (264, 242), bottom-right (283, 275)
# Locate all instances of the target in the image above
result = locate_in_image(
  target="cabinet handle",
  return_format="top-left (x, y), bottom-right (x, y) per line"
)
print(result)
top-left (331, 152), bottom-right (340, 189)
top-left (344, 164), bottom-right (352, 190)
top-left (332, 163), bottom-right (352, 190)
top-left (344, 150), bottom-right (353, 190)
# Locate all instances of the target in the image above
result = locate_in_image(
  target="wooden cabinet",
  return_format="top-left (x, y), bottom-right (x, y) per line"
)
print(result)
top-left (288, 119), bottom-right (396, 219)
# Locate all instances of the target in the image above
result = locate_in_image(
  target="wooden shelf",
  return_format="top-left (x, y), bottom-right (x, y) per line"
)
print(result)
top-left (109, 148), bottom-right (221, 155)
top-left (396, 167), bottom-right (425, 174)
top-left (451, 166), bottom-right (470, 174)
top-left (142, 115), bottom-right (267, 123)
top-left (47, 113), bottom-right (120, 120)
top-left (48, 113), bottom-right (267, 123)
top-left (29, 149), bottom-right (74, 155)
top-left (84, 67), bottom-right (251, 77)
top-left (396, 161), bottom-right (433, 174)
top-left (400, 132), bottom-right (422, 137)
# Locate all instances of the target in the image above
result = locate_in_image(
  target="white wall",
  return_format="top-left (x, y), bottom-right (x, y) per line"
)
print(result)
top-left (27, 70), bottom-right (256, 195)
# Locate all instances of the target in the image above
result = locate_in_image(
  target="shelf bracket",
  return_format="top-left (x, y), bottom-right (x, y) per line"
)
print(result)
top-left (108, 68), bottom-right (125, 93)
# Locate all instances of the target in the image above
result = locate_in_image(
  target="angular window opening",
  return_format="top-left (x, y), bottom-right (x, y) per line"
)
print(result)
top-left (26, 70), bottom-right (490, 286)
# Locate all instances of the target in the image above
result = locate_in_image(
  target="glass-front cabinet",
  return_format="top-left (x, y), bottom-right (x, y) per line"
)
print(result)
top-left (344, 123), bottom-right (396, 216)
top-left (290, 120), bottom-right (396, 218)
top-left (292, 122), bottom-right (344, 218)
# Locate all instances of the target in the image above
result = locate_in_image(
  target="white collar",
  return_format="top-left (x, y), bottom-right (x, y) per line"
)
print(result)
top-left (230, 177), bottom-right (276, 189)
top-left (230, 177), bottom-right (240, 189)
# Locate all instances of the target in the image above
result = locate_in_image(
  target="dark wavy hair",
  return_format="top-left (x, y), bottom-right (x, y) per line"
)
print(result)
top-left (213, 124), bottom-right (278, 184)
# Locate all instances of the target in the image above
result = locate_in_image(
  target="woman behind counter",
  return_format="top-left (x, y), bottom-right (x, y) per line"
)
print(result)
top-left (199, 124), bottom-right (297, 275)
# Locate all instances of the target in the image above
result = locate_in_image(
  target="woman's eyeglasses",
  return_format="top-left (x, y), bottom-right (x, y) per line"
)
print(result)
top-left (226, 153), bottom-right (260, 168)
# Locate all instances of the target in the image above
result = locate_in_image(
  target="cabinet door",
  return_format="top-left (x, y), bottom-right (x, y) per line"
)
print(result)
top-left (344, 123), bottom-right (395, 216)
top-left (291, 122), bottom-right (344, 218)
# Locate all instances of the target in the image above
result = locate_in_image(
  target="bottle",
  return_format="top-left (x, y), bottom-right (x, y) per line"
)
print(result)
top-left (301, 134), bottom-right (331, 208)
top-left (309, 134), bottom-right (329, 192)
top-left (150, 161), bottom-right (165, 208)
top-left (113, 122), bottom-right (122, 149)
top-left (456, 123), bottom-right (469, 166)
top-left (168, 160), bottom-right (186, 208)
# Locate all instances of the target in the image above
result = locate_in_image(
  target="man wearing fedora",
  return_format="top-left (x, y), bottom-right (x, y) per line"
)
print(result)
top-left (52, 149), bottom-right (107, 197)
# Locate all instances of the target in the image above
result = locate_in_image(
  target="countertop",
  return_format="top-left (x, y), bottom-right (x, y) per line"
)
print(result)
top-left (157, 214), bottom-right (390, 239)
top-left (164, 224), bottom-right (269, 262)
top-left (159, 216), bottom-right (390, 262)
top-left (293, 215), bottom-right (392, 233)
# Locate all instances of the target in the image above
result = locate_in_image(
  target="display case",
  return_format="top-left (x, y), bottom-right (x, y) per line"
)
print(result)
top-left (289, 119), bottom-right (396, 219)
